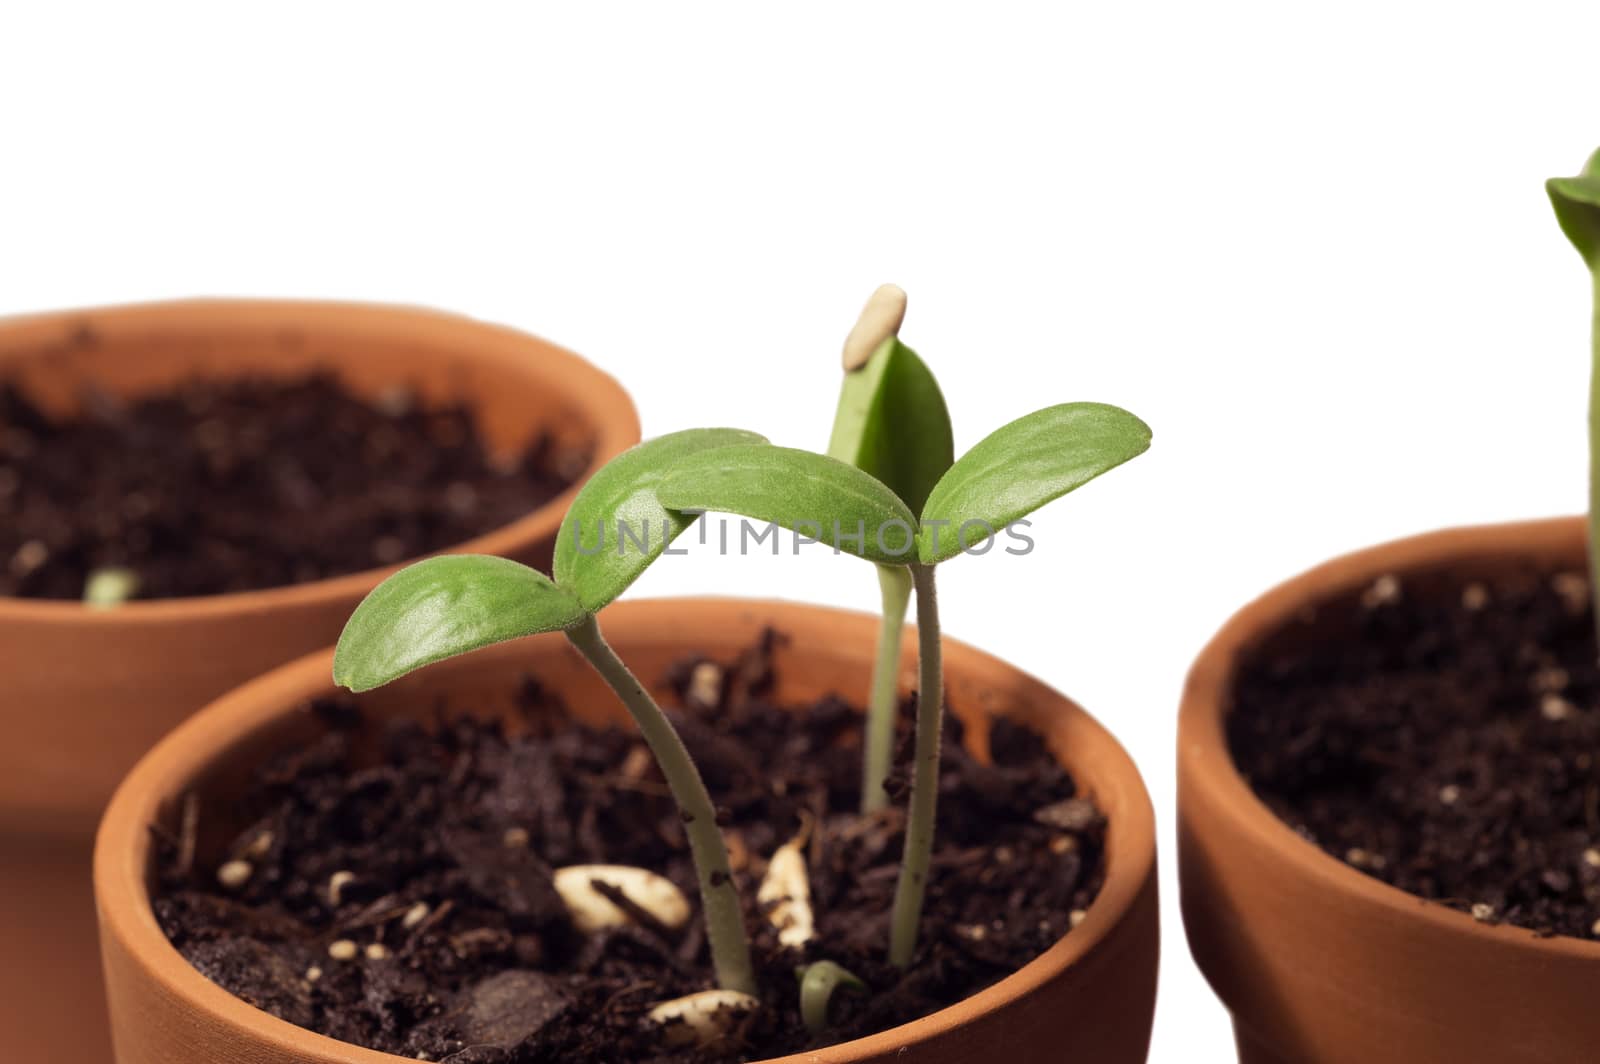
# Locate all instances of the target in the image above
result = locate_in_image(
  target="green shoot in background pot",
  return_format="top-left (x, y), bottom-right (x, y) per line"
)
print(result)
top-left (334, 427), bottom-right (767, 998)
top-left (660, 400), bottom-right (1150, 967)
top-left (1549, 148), bottom-right (1600, 651)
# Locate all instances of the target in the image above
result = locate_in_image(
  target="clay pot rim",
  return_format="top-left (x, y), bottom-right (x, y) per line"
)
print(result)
top-left (1180, 514), bottom-right (1600, 963)
top-left (95, 595), bottom-right (1157, 1064)
top-left (0, 297), bottom-right (640, 625)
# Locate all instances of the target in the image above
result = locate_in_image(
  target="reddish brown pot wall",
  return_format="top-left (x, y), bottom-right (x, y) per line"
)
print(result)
top-left (96, 597), bottom-right (1160, 1064)
top-left (1179, 517), bottom-right (1600, 1064)
top-left (1, 299), bottom-right (638, 1063)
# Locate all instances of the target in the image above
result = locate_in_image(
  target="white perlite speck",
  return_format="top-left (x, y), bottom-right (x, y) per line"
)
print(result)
top-left (1541, 694), bottom-right (1575, 722)
top-left (1470, 903), bottom-right (1495, 923)
top-left (327, 939), bottom-right (358, 961)
top-left (327, 870), bottom-right (356, 906)
top-left (216, 860), bottom-right (253, 890)
top-left (1361, 574), bottom-right (1401, 609)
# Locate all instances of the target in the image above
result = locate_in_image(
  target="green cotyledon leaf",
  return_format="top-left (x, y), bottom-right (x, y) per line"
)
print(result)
top-left (658, 444), bottom-right (918, 565)
top-left (918, 402), bottom-right (1150, 564)
top-left (553, 428), bottom-right (768, 611)
top-left (333, 555), bottom-right (585, 692)
top-left (827, 336), bottom-right (954, 515)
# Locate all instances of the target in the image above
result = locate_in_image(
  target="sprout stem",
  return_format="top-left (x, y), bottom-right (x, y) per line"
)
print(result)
top-left (888, 562), bottom-right (943, 967)
top-left (1590, 271), bottom-right (1600, 654)
top-left (565, 614), bottom-right (756, 995)
top-left (861, 564), bottom-right (912, 814)
top-left (797, 960), bottom-right (868, 1035)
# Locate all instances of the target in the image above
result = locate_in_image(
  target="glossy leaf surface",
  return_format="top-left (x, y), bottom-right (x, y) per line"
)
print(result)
top-left (659, 444), bottom-right (918, 564)
top-left (334, 554), bottom-right (585, 692)
top-left (553, 428), bottom-right (768, 610)
top-left (918, 402), bottom-right (1150, 563)
top-left (827, 337), bottom-right (954, 514)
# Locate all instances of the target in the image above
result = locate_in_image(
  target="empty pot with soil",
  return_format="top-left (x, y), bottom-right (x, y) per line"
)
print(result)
top-left (0, 298), bottom-right (638, 1062)
top-left (1180, 517), bottom-right (1600, 1063)
top-left (95, 598), bottom-right (1159, 1063)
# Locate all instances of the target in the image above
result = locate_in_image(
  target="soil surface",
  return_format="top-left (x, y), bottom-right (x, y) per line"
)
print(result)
top-left (154, 633), bottom-right (1105, 1062)
top-left (1229, 565), bottom-right (1600, 940)
top-left (0, 374), bottom-right (585, 600)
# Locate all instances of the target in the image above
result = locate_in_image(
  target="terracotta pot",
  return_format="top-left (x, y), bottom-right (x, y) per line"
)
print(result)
top-left (96, 597), bottom-right (1160, 1063)
top-left (1179, 516), bottom-right (1600, 1064)
top-left (2, 299), bottom-right (638, 1063)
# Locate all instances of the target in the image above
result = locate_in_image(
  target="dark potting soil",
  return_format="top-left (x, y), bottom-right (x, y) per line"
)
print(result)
top-left (0, 374), bottom-right (585, 600)
top-left (153, 633), bottom-right (1106, 1063)
top-left (1229, 565), bottom-right (1600, 941)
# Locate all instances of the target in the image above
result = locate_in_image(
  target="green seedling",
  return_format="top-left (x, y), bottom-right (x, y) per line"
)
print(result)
top-left (1549, 148), bottom-right (1600, 649)
top-left (334, 427), bottom-right (767, 996)
top-left (83, 566), bottom-right (139, 608)
top-left (827, 285), bottom-right (955, 814)
top-left (796, 960), bottom-right (868, 1035)
top-left (659, 403), bottom-right (1150, 966)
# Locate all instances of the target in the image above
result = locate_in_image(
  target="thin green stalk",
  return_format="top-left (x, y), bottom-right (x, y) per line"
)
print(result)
top-left (1590, 272), bottom-right (1600, 655)
top-left (565, 614), bottom-right (756, 995)
top-left (887, 562), bottom-right (943, 967)
top-left (861, 564), bottom-right (913, 813)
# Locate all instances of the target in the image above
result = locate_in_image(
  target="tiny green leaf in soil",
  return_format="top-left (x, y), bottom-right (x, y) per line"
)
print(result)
top-left (333, 555), bottom-right (585, 692)
top-left (553, 428), bottom-right (768, 612)
top-left (796, 960), bottom-right (869, 1035)
top-left (918, 402), bottom-right (1152, 564)
top-left (658, 444), bottom-right (919, 565)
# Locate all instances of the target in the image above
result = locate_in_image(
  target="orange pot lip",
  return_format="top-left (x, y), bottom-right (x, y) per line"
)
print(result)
top-left (0, 297), bottom-right (641, 626)
top-left (95, 595), bottom-right (1158, 1064)
top-left (1180, 514), bottom-right (1600, 963)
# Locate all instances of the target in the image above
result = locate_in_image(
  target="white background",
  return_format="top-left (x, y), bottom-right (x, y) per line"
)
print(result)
top-left (6, 4), bottom-right (1600, 1060)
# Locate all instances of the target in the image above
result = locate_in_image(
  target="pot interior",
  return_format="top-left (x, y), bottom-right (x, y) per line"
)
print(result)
top-left (0, 301), bottom-right (599, 463)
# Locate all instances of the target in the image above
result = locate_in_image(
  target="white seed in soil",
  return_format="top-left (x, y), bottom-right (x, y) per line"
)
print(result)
top-left (1070, 909), bottom-right (1089, 928)
top-left (402, 902), bottom-right (431, 929)
top-left (502, 826), bottom-right (530, 849)
top-left (305, 966), bottom-right (322, 983)
top-left (1592, 918), bottom-right (1600, 937)
top-left (1461, 583), bottom-right (1489, 611)
top-left (1438, 784), bottom-right (1462, 806)
top-left (757, 834), bottom-right (815, 948)
top-left (841, 284), bottom-right (908, 371)
top-left (10, 540), bottom-right (48, 576)
top-left (216, 860), bottom-right (253, 890)
top-left (1541, 694), bottom-right (1575, 722)
top-left (687, 662), bottom-right (723, 707)
top-left (553, 865), bottom-right (691, 934)
top-left (244, 831), bottom-right (275, 859)
top-left (1553, 572), bottom-right (1590, 614)
top-left (1361, 574), bottom-right (1401, 609)
top-left (365, 943), bottom-right (390, 961)
top-left (647, 989), bottom-right (759, 1049)
top-left (327, 870), bottom-right (356, 906)
top-left (327, 939), bottom-right (358, 961)
top-left (1470, 903), bottom-right (1495, 923)
top-left (1584, 848), bottom-right (1600, 869)
top-left (1049, 834), bottom-right (1078, 855)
